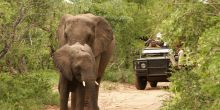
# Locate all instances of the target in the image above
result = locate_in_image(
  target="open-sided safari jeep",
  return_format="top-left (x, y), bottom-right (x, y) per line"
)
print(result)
top-left (133, 48), bottom-right (171, 90)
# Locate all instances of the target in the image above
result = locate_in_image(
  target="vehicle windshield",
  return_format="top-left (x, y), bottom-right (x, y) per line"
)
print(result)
top-left (141, 48), bottom-right (170, 58)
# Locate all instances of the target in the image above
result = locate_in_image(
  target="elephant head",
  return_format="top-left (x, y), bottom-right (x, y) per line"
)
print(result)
top-left (56, 13), bottom-right (113, 57)
top-left (53, 42), bottom-right (97, 83)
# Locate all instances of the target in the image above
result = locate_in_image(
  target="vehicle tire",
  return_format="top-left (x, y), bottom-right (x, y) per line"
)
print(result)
top-left (150, 81), bottom-right (158, 87)
top-left (135, 76), bottom-right (147, 90)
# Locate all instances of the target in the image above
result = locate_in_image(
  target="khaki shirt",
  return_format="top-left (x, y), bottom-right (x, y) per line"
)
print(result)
top-left (178, 50), bottom-right (186, 66)
top-left (168, 49), bottom-right (177, 67)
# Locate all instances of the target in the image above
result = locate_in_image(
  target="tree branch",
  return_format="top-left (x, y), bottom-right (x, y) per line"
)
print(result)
top-left (0, 43), bottom-right (10, 59)
top-left (11, 5), bottom-right (26, 41)
top-left (0, 5), bottom-right (26, 60)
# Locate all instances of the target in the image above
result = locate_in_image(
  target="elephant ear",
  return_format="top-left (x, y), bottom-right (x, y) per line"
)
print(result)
top-left (53, 46), bottom-right (73, 81)
top-left (56, 14), bottom-right (72, 47)
top-left (93, 16), bottom-right (113, 57)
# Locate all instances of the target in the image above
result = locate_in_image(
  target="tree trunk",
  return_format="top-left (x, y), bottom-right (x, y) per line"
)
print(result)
top-left (0, 43), bottom-right (10, 60)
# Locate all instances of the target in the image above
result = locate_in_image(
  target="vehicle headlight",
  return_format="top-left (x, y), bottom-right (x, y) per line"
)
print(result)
top-left (140, 63), bottom-right (146, 68)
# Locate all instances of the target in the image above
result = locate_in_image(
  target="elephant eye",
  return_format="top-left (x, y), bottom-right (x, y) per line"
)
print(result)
top-left (86, 34), bottom-right (91, 41)
top-left (64, 33), bottom-right (68, 41)
top-left (88, 33), bottom-right (92, 38)
top-left (87, 33), bottom-right (94, 43)
top-left (73, 65), bottom-right (81, 73)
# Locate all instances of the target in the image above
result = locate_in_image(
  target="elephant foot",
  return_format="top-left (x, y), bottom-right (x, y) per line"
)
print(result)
top-left (84, 106), bottom-right (99, 110)
top-left (83, 100), bottom-right (99, 110)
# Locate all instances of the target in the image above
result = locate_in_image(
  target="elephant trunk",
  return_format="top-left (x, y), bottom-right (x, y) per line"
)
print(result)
top-left (84, 81), bottom-right (99, 110)
top-left (80, 63), bottom-right (97, 81)
top-left (81, 73), bottom-right (96, 82)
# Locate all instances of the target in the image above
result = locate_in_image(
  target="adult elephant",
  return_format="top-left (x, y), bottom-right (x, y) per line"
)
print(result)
top-left (56, 13), bottom-right (115, 110)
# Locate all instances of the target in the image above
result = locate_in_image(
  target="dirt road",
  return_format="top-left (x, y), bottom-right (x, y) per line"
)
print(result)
top-left (45, 81), bottom-right (170, 110)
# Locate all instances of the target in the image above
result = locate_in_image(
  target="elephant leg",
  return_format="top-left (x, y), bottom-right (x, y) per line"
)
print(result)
top-left (89, 83), bottom-right (99, 110)
top-left (97, 39), bottom-right (115, 80)
top-left (96, 39), bottom-right (115, 98)
top-left (75, 85), bottom-right (85, 110)
top-left (59, 75), bottom-right (69, 110)
top-left (71, 92), bottom-right (76, 110)
top-left (84, 81), bottom-right (99, 110)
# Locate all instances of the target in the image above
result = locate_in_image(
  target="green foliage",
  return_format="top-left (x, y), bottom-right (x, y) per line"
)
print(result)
top-left (159, 1), bottom-right (220, 110)
top-left (103, 66), bottom-right (135, 84)
top-left (0, 0), bottom-right (149, 73)
top-left (196, 24), bottom-right (220, 109)
top-left (1, 0), bottom-right (220, 109)
top-left (0, 0), bottom-right (64, 72)
top-left (163, 69), bottom-right (203, 110)
top-left (0, 70), bottom-right (59, 110)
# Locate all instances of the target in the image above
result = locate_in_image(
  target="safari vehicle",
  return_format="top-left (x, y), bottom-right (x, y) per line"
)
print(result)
top-left (133, 48), bottom-right (171, 90)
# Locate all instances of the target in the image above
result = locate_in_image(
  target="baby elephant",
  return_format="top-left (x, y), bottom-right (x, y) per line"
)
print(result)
top-left (53, 42), bottom-right (99, 110)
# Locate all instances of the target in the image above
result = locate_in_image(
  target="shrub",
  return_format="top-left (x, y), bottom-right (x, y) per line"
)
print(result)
top-left (163, 21), bottom-right (220, 110)
top-left (0, 70), bottom-right (59, 110)
top-left (103, 66), bottom-right (135, 84)
top-left (162, 69), bottom-right (202, 110)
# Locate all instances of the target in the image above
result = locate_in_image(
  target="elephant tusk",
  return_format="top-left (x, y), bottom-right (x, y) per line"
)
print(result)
top-left (95, 81), bottom-right (99, 86)
top-left (83, 81), bottom-right (86, 87)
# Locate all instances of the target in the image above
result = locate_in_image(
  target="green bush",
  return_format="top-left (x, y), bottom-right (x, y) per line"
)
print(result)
top-left (103, 66), bottom-right (135, 84)
top-left (162, 69), bottom-right (202, 110)
top-left (0, 70), bottom-right (59, 110)
top-left (163, 21), bottom-right (220, 110)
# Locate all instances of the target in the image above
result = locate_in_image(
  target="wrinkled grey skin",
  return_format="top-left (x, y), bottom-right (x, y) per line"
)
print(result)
top-left (54, 43), bottom-right (98, 110)
top-left (56, 13), bottom-right (115, 110)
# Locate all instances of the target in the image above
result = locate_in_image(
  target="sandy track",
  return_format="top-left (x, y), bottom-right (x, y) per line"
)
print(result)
top-left (45, 82), bottom-right (170, 110)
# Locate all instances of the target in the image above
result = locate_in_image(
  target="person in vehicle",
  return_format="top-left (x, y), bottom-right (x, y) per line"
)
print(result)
top-left (155, 36), bottom-right (164, 47)
top-left (145, 38), bottom-right (161, 48)
top-left (168, 49), bottom-right (178, 67)
top-left (168, 42), bottom-right (185, 68)
top-left (177, 48), bottom-right (186, 68)
top-left (145, 38), bottom-right (153, 46)
top-left (173, 43), bottom-right (186, 69)
top-left (148, 40), bottom-right (161, 48)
